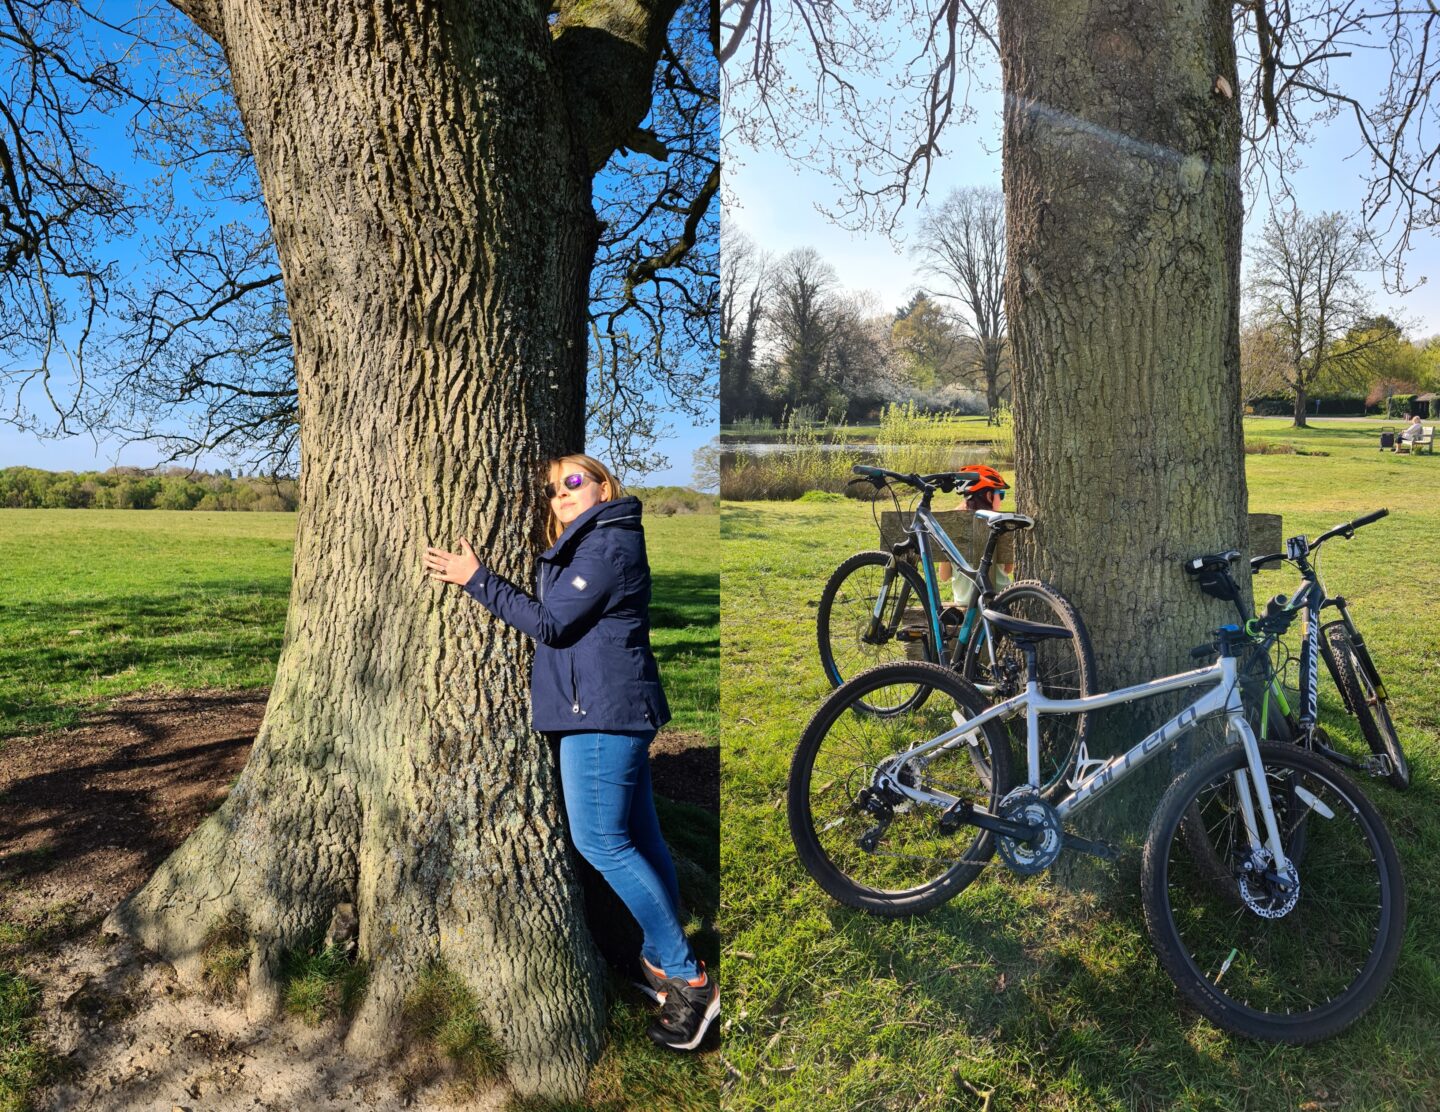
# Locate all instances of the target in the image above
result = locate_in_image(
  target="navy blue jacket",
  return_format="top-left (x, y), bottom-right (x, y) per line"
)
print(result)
top-left (462, 496), bottom-right (671, 733)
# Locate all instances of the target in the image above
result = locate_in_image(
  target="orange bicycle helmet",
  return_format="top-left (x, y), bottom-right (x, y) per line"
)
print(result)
top-left (957, 463), bottom-right (1008, 498)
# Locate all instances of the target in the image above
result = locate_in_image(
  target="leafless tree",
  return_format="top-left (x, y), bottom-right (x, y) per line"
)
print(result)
top-left (6, 0), bottom-right (716, 479)
top-left (766, 245), bottom-right (840, 410)
top-left (914, 185), bottom-right (1009, 422)
top-left (720, 223), bottom-right (770, 419)
top-left (723, 2), bottom-right (1437, 276)
top-left (0, 0), bottom-right (722, 1101)
top-left (0, 1), bottom-right (152, 434)
top-left (1247, 208), bottom-right (1393, 426)
top-left (691, 434), bottom-right (721, 490)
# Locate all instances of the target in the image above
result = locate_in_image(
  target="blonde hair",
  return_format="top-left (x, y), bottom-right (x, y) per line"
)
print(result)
top-left (544, 453), bottom-right (625, 545)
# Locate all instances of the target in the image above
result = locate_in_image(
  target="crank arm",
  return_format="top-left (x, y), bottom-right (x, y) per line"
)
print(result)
top-left (1312, 741), bottom-right (1391, 778)
top-left (938, 799), bottom-right (1038, 842)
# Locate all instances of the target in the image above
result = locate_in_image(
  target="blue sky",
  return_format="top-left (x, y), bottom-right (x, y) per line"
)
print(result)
top-left (725, 36), bottom-right (1439, 336)
top-left (0, 5), bottom-right (717, 488)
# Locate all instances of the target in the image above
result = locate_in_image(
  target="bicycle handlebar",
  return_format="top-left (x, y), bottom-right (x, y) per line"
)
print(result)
top-left (850, 464), bottom-right (978, 495)
top-left (1251, 509), bottom-right (1388, 572)
top-left (1310, 507), bottom-right (1389, 550)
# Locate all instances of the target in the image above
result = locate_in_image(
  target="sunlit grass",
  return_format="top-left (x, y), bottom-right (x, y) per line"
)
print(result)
top-left (721, 416), bottom-right (1440, 1110)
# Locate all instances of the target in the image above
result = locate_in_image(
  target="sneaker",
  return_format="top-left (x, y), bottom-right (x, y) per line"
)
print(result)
top-left (634, 956), bottom-right (669, 1005)
top-left (646, 964), bottom-right (719, 1052)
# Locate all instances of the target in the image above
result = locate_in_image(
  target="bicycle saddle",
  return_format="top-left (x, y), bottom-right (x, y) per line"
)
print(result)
top-left (1184, 550), bottom-right (1240, 575)
top-left (979, 607), bottom-right (1074, 641)
top-left (974, 510), bottom-right (1034, 533)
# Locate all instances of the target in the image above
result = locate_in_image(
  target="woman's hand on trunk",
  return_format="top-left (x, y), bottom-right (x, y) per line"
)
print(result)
top-left (425, 537), bottom-right (481, 586)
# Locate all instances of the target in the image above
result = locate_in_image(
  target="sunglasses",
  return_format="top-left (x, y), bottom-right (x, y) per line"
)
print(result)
top-left (544, 473), bottom-right (593, 500)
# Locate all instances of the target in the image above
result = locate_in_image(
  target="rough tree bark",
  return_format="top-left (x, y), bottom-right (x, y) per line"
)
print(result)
top-left (102, 0), bottom-right (681, 1100)
top-left (999, 1), bottom-right (1250, 832)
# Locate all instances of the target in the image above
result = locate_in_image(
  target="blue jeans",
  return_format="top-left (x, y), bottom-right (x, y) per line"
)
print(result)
top-left (558, 730), bottom-right (699, 980)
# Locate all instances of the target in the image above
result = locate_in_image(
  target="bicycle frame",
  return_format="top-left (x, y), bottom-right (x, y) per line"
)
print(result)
top-left (907, 502), bottom-right (991, 669)
top-left (1258, 547), bottom-right (1392, 775)
top-left (874, 651), bottom-right (1294, 873)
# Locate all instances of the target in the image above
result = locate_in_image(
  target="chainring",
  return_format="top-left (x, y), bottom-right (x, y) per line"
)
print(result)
top-left (995, 786), bottom-right (1064, 876)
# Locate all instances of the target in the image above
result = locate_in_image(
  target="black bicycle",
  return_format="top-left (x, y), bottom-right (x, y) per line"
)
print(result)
top-left (1184, 508), bottom-right (1408, 789)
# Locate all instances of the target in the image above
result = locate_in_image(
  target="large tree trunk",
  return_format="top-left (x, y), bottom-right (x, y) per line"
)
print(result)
top-left (105, 2), bottom-right (604, 1099)
top-left (998, 1), bottom-right (1249, 842)
top-left (1293, 378), bottom-right (1310, 428)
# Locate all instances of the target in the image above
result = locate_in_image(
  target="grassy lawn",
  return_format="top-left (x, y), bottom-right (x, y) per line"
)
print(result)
top-left (0, 508), bottom-right (718, 1111)
top-left (720, 416), bottom-right (1440, 1111)
top-left (0, 510), bottom-right (718, 743)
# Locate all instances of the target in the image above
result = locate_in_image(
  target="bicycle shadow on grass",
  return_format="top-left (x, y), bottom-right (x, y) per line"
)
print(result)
top-left (814, 873), bottom-right (1262, 1099)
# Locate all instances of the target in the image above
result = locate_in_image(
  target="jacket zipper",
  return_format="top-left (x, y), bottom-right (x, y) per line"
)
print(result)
top-left (570, 655), bottom-right (585, 717)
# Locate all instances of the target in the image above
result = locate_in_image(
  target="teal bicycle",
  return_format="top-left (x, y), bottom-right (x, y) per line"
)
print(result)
top-left (815, 465), bottom-right (1094, 796)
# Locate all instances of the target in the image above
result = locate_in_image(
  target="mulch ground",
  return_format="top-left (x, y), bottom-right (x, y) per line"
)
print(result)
top-left (0, 690), bottom-right (719, 1110)
top-left (0, 688), bottom-right (717, 910)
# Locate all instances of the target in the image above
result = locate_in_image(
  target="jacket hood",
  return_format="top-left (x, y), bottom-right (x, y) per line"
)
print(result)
top-left (542, 494), bottom-right (643, 560)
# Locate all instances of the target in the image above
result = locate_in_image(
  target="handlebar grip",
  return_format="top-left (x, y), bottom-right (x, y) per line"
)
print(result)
top-left (1352, 508), bottom-right (1388, 529)
top-left (1190, 643), bottom-right (1217, 660)
top-left (1250, 552), bottom-right (1285, 572)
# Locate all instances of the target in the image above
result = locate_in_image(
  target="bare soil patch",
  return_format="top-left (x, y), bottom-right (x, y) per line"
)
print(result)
top-left (0, 688), bottom-right (718, 1110)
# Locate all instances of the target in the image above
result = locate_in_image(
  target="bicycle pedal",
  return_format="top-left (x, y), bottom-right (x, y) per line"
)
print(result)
top-left (1360, 754), bottom-right (1393, 778)
top-left (895, 626), bottom-right (927, 643)
top-left (1061, 833), bottom-right (1120, 861)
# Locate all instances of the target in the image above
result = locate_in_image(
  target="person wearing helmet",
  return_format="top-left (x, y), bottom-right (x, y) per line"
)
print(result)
top-left (936, 464), bottom-right (1015, 611)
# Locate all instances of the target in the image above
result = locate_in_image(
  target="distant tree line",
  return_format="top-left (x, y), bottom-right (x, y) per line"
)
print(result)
top-left (0, 467), bottom-right (719, 515)
top-left (0, 467), bottom-right (299, 511)
top-left (722, 187), bottom-right (1012, 426)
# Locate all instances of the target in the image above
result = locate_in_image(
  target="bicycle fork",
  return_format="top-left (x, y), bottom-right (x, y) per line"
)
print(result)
top-left (1227, 708), bottom-right (1295, 881)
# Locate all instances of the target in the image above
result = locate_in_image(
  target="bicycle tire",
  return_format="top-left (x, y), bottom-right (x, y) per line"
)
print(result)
top-left (788, 661), bottom-right (1014, 916)
top-left (1142, 743), bottom-right (1405, 1044)
top-left (1322, 623), bottom-right (1409, 790)
top-left (960, 579), bottom-right (1095, 798)
top-left (817, 551), bottom-right (934, 714)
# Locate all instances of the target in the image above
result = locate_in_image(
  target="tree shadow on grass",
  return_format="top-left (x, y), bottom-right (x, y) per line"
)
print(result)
top-left (718, 504), bottom-right (774, 541)
top-left (0, 693), bottom-right (259, 899)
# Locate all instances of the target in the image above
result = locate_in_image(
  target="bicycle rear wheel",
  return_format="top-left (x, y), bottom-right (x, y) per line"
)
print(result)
top-left (788, 661), bottom-right (1014, 916)
top-left (817, 551), bottom-right (934, 713)
top-left (1322, 622), bottom-right (1409, 790)
top-left (1142, 743), bottom-right (1405, 1044)
top-left (961, 579), bottom-right (1094, 797)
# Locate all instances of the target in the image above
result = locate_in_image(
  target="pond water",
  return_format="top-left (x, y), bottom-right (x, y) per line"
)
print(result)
top-left (722, 442), bottom-right (876, 456)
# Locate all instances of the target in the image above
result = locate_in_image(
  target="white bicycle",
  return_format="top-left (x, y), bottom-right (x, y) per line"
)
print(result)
top-left (789, 603), bottom-right (1405, 1044)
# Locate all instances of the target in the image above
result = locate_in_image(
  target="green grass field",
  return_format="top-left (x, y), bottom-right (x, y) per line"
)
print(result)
top-left (0, 508), bottom-right (718, 1111)
top-left (720, 417), bottom-right (1440, 1110)
top-left (0, 510), bottom-right (718, 743)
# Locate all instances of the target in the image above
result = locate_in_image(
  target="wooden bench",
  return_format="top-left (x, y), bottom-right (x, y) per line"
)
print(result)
top-left (1412, 425), bottom-right (1435, 454)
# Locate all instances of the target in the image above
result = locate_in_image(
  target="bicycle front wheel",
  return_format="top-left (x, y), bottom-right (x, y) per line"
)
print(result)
top-left (961, 579), bottom-right (1094, 797)
top-left (1322, 622), bottom-right (1409, 790)
top-left (788, 661), bottom-right (1014, 917)
top-left (817, 551), bottom-right (934, 713)
top-left (1142, 743), bottom-right (1405, 1044)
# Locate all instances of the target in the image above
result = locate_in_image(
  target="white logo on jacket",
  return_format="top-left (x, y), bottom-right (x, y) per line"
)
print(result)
top-left (570, 575), bottom-right (588, 591)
